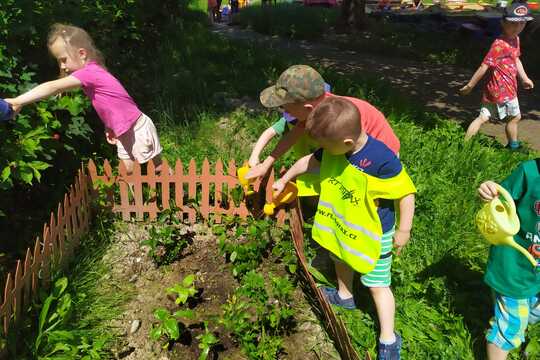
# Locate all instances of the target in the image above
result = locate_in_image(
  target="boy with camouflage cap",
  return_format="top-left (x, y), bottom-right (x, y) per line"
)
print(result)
top-left (246, 65), bottom-right (400, 180)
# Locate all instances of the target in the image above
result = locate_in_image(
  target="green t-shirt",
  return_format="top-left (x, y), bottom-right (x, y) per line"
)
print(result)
top-left (484, 159), bottom-right (540, 298)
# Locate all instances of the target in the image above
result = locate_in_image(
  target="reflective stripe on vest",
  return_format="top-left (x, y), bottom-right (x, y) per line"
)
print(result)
top-left (313, 221), bottom-right (375, 265)
top-left (318, 200), bottom-right (382, 242)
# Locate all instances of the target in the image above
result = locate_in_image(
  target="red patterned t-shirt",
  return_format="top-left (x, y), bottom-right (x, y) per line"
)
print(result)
top-left (482, 36), bottom-right (521, 104)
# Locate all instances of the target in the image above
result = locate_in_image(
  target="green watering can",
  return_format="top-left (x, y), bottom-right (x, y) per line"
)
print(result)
top-left (476, 183), bottom-right (537, 267)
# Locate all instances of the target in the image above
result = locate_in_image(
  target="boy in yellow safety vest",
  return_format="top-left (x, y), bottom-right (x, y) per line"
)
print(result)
top-left (273, 97), bottom-right (416, 360)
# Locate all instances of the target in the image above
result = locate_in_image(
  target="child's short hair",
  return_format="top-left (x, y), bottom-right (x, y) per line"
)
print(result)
top-left (306, 97), bottom-right (361, 141)
top-left (47, 24), bottom-right (105, 69)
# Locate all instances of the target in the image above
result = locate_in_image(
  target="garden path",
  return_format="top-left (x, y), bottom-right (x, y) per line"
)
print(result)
top-left (212, 22), bottom-right (540, 151)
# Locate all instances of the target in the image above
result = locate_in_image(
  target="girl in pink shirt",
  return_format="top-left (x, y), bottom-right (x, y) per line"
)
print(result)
top-left (7, 23), bottom-right (162, 173)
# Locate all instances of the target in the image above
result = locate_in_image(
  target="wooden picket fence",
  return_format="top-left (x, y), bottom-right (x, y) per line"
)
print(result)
top-left (0, 166), bottom-right (92, 337)
top-left (86, 158), bottom-right (287, 223)
top-left (0, 158), bottom-right (364, 360)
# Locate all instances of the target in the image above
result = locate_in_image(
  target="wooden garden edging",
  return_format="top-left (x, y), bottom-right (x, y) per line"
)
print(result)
top-left (1, 158), bottom-right (364, 360)
top-left (0, 166), bottom-right (92, 336)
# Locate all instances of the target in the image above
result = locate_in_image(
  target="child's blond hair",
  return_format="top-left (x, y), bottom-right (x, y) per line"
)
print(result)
top-left (47, 23), bottom-right (105, 73)
top-left (306, 97), bottom-right (362, 141)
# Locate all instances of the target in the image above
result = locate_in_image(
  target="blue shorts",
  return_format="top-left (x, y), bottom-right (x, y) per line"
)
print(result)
top-left (486, 292), bottom-right (540, 351)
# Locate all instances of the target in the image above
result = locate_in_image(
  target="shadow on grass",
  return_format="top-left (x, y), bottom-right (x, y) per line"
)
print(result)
top-left (416, 254), bottom-right (491, 359)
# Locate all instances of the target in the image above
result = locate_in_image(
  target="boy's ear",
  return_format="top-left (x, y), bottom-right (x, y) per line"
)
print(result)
top-left (343, 138), bottom-right (355, 147)
top-left (304, 103), bottom-right (314, 110)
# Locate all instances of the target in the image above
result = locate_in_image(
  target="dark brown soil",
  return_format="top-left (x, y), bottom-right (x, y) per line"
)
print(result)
top-left (105, 221), bottom-right (339, 360)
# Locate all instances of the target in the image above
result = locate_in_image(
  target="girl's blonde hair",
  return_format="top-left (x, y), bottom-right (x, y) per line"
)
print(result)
top-left (47, 23), bottom-right (105, 70)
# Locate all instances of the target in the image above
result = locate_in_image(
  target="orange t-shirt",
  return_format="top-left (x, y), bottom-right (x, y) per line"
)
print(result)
top-left (328, 94), bottom-right (400, 154)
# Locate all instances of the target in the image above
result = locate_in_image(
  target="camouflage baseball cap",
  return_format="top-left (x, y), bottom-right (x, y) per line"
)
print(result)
top-left (260, 65), bottom-right (326, 108)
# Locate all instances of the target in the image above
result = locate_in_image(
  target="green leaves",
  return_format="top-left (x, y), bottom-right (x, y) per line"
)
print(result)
top-left (196, 323), bottom-right (219, 360)
top-left (150, 308), bottom-right (181, 342)
top-left (166, 274), bottom-right (197, 305)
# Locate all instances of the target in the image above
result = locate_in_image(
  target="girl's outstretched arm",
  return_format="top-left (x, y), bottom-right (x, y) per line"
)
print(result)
top-left (7, 76), bottom-right (82, 112)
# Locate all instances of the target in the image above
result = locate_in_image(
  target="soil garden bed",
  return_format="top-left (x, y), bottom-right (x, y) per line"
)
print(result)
top-left (105, 217), bottom-right (339, 360)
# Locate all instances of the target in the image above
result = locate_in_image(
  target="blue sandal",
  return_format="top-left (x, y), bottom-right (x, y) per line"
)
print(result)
top-left (378, 333), bottom-right (402, 360)
top-left (320, 287), bottom-right (356, 310)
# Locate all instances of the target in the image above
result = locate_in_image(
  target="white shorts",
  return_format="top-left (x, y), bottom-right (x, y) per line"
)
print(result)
top-left (480, 98), bottom-right (520, 121)
top-left (116, 113), bottom-right (162, 163)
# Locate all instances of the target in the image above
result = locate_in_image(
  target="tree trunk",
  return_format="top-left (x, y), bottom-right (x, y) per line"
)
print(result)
top-left (337, 0), bottom-right (367, 32)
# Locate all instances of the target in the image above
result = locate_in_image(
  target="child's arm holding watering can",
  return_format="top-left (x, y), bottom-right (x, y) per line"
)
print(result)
top-left (272, 152), bottom-right (320, 195)
top-left (246, 125), bottom-right (306, 180)
top-left (394, 193), bottom-right (415, 255)
top-left (248, 127), bottom-right (279, 168)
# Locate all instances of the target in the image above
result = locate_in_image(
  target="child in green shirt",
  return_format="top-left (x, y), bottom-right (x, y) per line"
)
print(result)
top-left (478, 158), bottom-right (540, 359)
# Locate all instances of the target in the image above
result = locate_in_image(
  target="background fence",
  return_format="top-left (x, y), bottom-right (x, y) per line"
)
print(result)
top-left (1, 158), bottom-right (364, 360)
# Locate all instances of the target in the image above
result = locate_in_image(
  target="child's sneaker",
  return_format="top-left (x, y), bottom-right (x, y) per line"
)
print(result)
top-left (378, 333), bottom-right (402, 360)
top-left (320, 286), bottom-right (356, 310)
top-left (506, 141), bottom-right (522, 150)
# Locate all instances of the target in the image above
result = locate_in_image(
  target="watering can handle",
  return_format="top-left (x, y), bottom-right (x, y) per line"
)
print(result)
top-left (494, 183), bottom-right (516, 216)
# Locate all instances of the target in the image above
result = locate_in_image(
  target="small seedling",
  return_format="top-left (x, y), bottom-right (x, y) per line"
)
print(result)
top-left (167, 274), bottom-right (197, 305)
top-left (196, 322), bottom-right (219, 360)
top-left (149, 308), bottom-right (195, 348)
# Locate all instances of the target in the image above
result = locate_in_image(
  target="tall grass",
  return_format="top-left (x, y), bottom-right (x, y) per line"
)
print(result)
top-left (234, 3), bottom-right (338, 39)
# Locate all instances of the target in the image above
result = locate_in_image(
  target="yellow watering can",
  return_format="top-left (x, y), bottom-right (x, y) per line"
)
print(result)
top-left (476, 183), bottom-right (537, 267)
top-left (237, 163), bottom-right (255, 196)
top-left (263, 181), bottom-right (298, 216)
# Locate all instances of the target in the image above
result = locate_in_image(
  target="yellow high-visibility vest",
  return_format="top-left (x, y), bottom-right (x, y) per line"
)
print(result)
top-left (313, 152), bottom-right (417, 273)
top-left (289, 124), bottom-right (320, 197)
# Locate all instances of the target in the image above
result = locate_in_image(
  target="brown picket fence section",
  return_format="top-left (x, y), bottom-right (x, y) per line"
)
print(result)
top-left (0, 166), bottom-right (92, 336)
top-left (0, 158), bottom-right (364, 360)
top-left (86, 158), bottom-right (287, 223)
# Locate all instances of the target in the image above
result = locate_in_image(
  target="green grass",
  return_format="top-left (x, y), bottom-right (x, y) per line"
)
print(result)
top-left (234, 3), bottom-right (339, 39)
top-left (10, 215), bottom-right (134, 359)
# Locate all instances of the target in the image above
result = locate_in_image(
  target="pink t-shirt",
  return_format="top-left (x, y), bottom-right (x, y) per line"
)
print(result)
top-left (336, 94), bottom-right (400, 154)
top-left (71, 61), bottom-right (141, 137)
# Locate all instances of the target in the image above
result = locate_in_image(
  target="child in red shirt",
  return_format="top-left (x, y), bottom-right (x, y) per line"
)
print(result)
top-left (460, 2), bottom-right (533, 150)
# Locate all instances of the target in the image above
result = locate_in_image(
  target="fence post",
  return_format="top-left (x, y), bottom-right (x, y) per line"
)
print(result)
top-left (187, 160), bottom-right (197, 223)
top-left (160, 160), bottom-right (171, 211)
